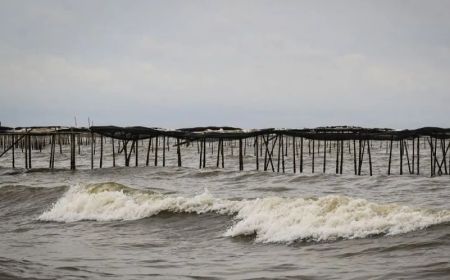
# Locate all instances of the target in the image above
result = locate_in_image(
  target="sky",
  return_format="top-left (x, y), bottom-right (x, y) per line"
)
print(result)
top-left (1, 0), bottom-right (449, 129)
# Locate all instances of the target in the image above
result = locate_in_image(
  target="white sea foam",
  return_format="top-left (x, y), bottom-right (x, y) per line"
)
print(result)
top-left (38, 182), bottom-right (238, 222)
top-left (39, 182), bottom-right (450, 243)
top-left (224, 196), bottom-right (450, 243)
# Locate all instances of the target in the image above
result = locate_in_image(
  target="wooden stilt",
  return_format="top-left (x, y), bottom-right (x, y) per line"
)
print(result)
top-left (340, 140), bottom-right (344, 174)
top-left (277, 135), bottom-right (281, 172)
top-left (146, 138), bottom-right (151, 166)
top-left (203, 138), bottom-right (206, 168)
top-left (135, 139), bottom-right (139, 167)
top-left (91, 133), bottom-right (94, 169)
top-left (300, 137), bottom-right (303, 173)
top-left (323, 140), bottom-right (327, 173)
top-left (312, 139), bottom-right (315, 173)
top-left (367, 140), bottom-right (372, 176)
top-left (154, 137), bottom-right (159, 166)
top-left (239, 138), bottom-right (243, 171)
top-left (388, 138), bottom-right (393, 175)
top-left (12, 135), bottom-right (15, 168)
top-left (162, 136), bottom-right (165, 167)
top-left (281, 135), bottom-right (285, 173)
top-left (417, 138), bottom-right (420, 175)
top-left (177, 138), bottom-right (182, 167)
top-left (199, 139), bottom-right (203, 169)
top-left (335, 140), bottom-right (339, 174)
top-left (292, 136), bottom-right (296, 173)
top-left (221, 139), bottom-right (224, 168)
top-left (353, 140), bottom-right (357, 175)
top-left (256, 137), bottom-right (259, 171)
top-left (100, 135), bottom-right (103, 168)
top-left (400, 139), bottom-right (404, 175)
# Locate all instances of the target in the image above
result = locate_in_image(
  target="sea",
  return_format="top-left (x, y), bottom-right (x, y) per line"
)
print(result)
top-left (0, 139), bottom-right (449, 279)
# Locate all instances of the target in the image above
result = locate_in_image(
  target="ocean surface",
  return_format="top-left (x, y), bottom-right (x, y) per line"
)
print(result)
top-left (0, 140), bottom-right (449, 279)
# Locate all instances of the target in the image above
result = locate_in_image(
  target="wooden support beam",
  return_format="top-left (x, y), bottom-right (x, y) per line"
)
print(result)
top-left (292, 136), bottom-right (296, 173)
top-left (323, 140), bottom-right (327, 173)
top-left (135, 138), bottom-right (139, 167)
top-left (146, 138), bottom-right (151, 166)
top-left (312, 140), bottom-right (315, 173)
top-left (340, 140), bottom-right (344, 174)
top-left (281, 135), bottom-right (285, 173)
top-left (335, 140), bottom-right (339, 174)
top-left (162, 136), bottom-right (166, 167)
top-left (199, 139), bottom-right (203, 169)
top-left (256, 137), bottom-right (259, 171)
top-left (367, 140), bottom-right (372, 176)
top-left (221, 139), bottom-right (224, 168)
top-left (203, 138), bottom-right (206, 168)
top-left (239, 138), bottom-right (243, 171)
top-left (300, 137), bottom-right (303, 173)
top-left (388, 138), bottom-right (393, 175)
top-left (91, 133), bottom-right (94, 169)
top-left (416, 138), bottom-right (420, 175)
top-left (100, 135), bottom-right (103, 168)
top-left (177, 138), bottom-right (182, 167)
top-left (353, 140), bottom-right (357, 175)
top-left (154, 136), bottom-right (159, 166)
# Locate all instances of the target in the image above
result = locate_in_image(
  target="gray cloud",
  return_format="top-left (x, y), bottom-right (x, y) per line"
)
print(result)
top-left (1, 0), bottom-right (449, 128)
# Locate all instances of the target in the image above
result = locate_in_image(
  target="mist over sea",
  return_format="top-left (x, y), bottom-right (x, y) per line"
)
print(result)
top-left (1, 142), bottom-right (449, 279)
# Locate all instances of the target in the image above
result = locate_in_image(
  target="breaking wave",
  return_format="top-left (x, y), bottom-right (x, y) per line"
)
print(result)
top-left (39, 182), bottom-right (450, 243)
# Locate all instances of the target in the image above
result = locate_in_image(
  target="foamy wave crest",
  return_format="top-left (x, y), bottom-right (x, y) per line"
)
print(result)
top-left (225, 196), bottom-right (450, 243)
top-left (39, 182), bottom-right (450, 243)
top-left (38, 182), bottom-right (238, 222)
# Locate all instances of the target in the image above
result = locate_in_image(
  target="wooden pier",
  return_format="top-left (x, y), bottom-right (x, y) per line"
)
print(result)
top-left (1, 125), bottom-right (449, 177)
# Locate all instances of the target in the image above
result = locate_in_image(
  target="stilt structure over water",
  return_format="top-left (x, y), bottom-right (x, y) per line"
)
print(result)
top-left (1, 125), bottom-right (449, 177)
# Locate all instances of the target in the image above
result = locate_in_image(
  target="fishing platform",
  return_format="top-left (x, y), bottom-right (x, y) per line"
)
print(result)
top-left (0, 125), bottom-right (449, 177)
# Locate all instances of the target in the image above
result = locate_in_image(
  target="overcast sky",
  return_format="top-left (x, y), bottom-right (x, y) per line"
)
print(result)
top-left (1, 0), bottom-right (449, 129)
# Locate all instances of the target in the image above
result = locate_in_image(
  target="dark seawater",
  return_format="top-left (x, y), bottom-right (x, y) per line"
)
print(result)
top-left (0, 142), bottom-right (449, 279)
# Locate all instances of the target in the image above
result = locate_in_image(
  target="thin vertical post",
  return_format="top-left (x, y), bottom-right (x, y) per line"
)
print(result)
top-left (417, 137), bottom-right (420, 175)
top-left (203, 138), bottom-right (206, 168)
top-left (367, 140), bottom-right (372, 176)
top-left (162, 136), bottom-right (166, 167)
top-left (177, 138), bottom-right (182, 167)
top-left (340, 140), bottom-right (344, 174)
top-left (323, 140), bottom-right (327, 173)
top-left (199, 139), bottom-right (203, 169)
top-left (239, 138), bottom-right (243, 171)
top-left (353, 140), bottom-right (357, 175)
top-left (91, 132), bottom-right (94, 169)
top-left (146, 138), bottom-right (151, 166)
top-left (100, 135), bottom-right (103, 168)
top-left (312, 139), bottom-right (315, 173)
top-left (277, 135), bottom-right (281, 172)
top-left (400, 140), bottom-right (403, 175)
top-left (256, 137), bottom-right (259, 171)
top-left (300, 137), bottom-right (303, 173)
top-left (221, 139), bottom-right (224, 168)
top-left (135, 139), bottom-right (139, 167)
top-left (292, 136), bottom-right (296, 173)
top-left (281, 135), bottom-right (285, 173)
top-left (216, 139), bottom-right (221, 168)
top-left (388, 138), bottom-right (393, 175)
top-left (335, 140), bottom-right (339, 174)
top-left (412, 138), bottom-right (415, 174)
top-left (154, 137), bottom-right (159, 166)
top-left (12, 134), bottom-right (15, 168)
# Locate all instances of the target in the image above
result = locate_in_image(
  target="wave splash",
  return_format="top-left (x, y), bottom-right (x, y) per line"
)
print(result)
top-left (38, 182), bottom-right (238, 222)
top-left (39, 182), bottom-right (450, 243)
